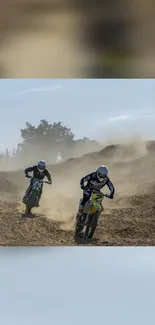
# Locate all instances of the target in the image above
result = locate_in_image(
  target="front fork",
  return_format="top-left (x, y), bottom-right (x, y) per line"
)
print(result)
top-left (98, 205), bottom-right (104, 215)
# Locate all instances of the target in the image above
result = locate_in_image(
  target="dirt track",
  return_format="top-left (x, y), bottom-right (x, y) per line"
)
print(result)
top-left (0, 140), bottom-right (155, 246)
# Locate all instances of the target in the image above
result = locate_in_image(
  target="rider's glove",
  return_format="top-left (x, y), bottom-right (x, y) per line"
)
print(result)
top-left (25, 174), bottom-right (31, 178)
top-left (81, 185), bottom-right (85, 190)
top-left (106, 194), bottom-right (113, 199)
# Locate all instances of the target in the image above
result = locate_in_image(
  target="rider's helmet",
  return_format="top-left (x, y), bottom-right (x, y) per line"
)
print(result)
top-left (37, 160), bottom-right (47, 173)
top-left (96, 165), bottom-right (108, 181)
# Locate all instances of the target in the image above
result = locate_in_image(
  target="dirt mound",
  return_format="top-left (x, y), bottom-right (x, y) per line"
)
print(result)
top-left (0, 140), bottom-right (155, 246)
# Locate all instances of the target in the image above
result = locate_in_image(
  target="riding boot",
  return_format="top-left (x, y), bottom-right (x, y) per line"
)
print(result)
top-left (76, 205), bottom-right (84, 219)
top-left (22, 186), bottom-right (31, 203)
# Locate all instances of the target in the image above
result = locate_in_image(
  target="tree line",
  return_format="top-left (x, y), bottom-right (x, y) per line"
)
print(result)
top-left (0, 120), bottom-right (101, 170)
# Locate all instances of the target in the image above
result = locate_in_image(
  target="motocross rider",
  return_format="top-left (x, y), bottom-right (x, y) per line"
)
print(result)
top-left (76, 165), bottom-right (115, 218)
top-left (22, 160), bottom-right (52, 207)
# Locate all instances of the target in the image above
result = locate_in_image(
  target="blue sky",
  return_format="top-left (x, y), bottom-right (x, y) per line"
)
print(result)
top-left (0, 247), bottom-right (155, 325)
top-left (0, 79), bottom-right (155, 152)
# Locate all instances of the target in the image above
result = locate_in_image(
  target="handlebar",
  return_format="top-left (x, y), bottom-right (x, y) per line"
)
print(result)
top-left (43, 181), bottom-right (52, 185)
top-left (83, 187), bottom-right (110, 198)
top-left (103, 194), bottom-right (109, 198)
top-left (93, 191), bottom-right (110, 199)
top-left (25, 176), bottom-right (51, 184)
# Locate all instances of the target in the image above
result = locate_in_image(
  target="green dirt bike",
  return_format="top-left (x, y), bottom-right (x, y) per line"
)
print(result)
top-left (24, 177), bottom-right (51, 215)
top-left (75, 190), bottom-right (108, 240)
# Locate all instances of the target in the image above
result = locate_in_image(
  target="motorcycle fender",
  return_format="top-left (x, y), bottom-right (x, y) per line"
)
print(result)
top-left (83, 201), bottom-right (92, 214)
top-left (90, 205), bottom-right (97, 214)
top-left (91, 205), bottom-right (104, 216)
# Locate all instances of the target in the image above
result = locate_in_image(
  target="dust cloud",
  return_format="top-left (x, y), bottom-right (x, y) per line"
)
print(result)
top-left (0, 136), bottom-right (155, 246)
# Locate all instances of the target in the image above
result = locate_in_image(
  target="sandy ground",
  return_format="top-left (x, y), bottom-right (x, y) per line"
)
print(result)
top-left (0, 138), bottom-right (155, 246)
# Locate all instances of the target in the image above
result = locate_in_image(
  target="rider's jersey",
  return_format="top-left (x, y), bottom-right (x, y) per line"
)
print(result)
top-left (80, 172), bottom-right (115, 198)
top-left (25, 165), bottom-right (52, 182)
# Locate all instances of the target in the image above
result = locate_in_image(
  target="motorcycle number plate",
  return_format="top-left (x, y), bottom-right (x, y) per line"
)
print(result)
top-left (33, 180), bottom-right (42, 189)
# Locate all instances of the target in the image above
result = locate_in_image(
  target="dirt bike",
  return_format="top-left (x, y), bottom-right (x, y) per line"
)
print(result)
top-left (24, 177), bottom-right (51, 215)
top-left (75, 190), bottom-right (108, 240)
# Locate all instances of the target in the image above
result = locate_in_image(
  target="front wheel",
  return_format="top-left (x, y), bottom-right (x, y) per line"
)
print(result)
top-left (84, 213), bottom-right (98, 239)
top-left (25, 206), bottom-right (32, 215)
top-left (24, 189), bottom-right (39, 215)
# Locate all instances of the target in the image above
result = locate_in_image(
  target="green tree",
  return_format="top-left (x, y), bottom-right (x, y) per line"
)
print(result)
top-left (18, 120), bottom-right (75, 163)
